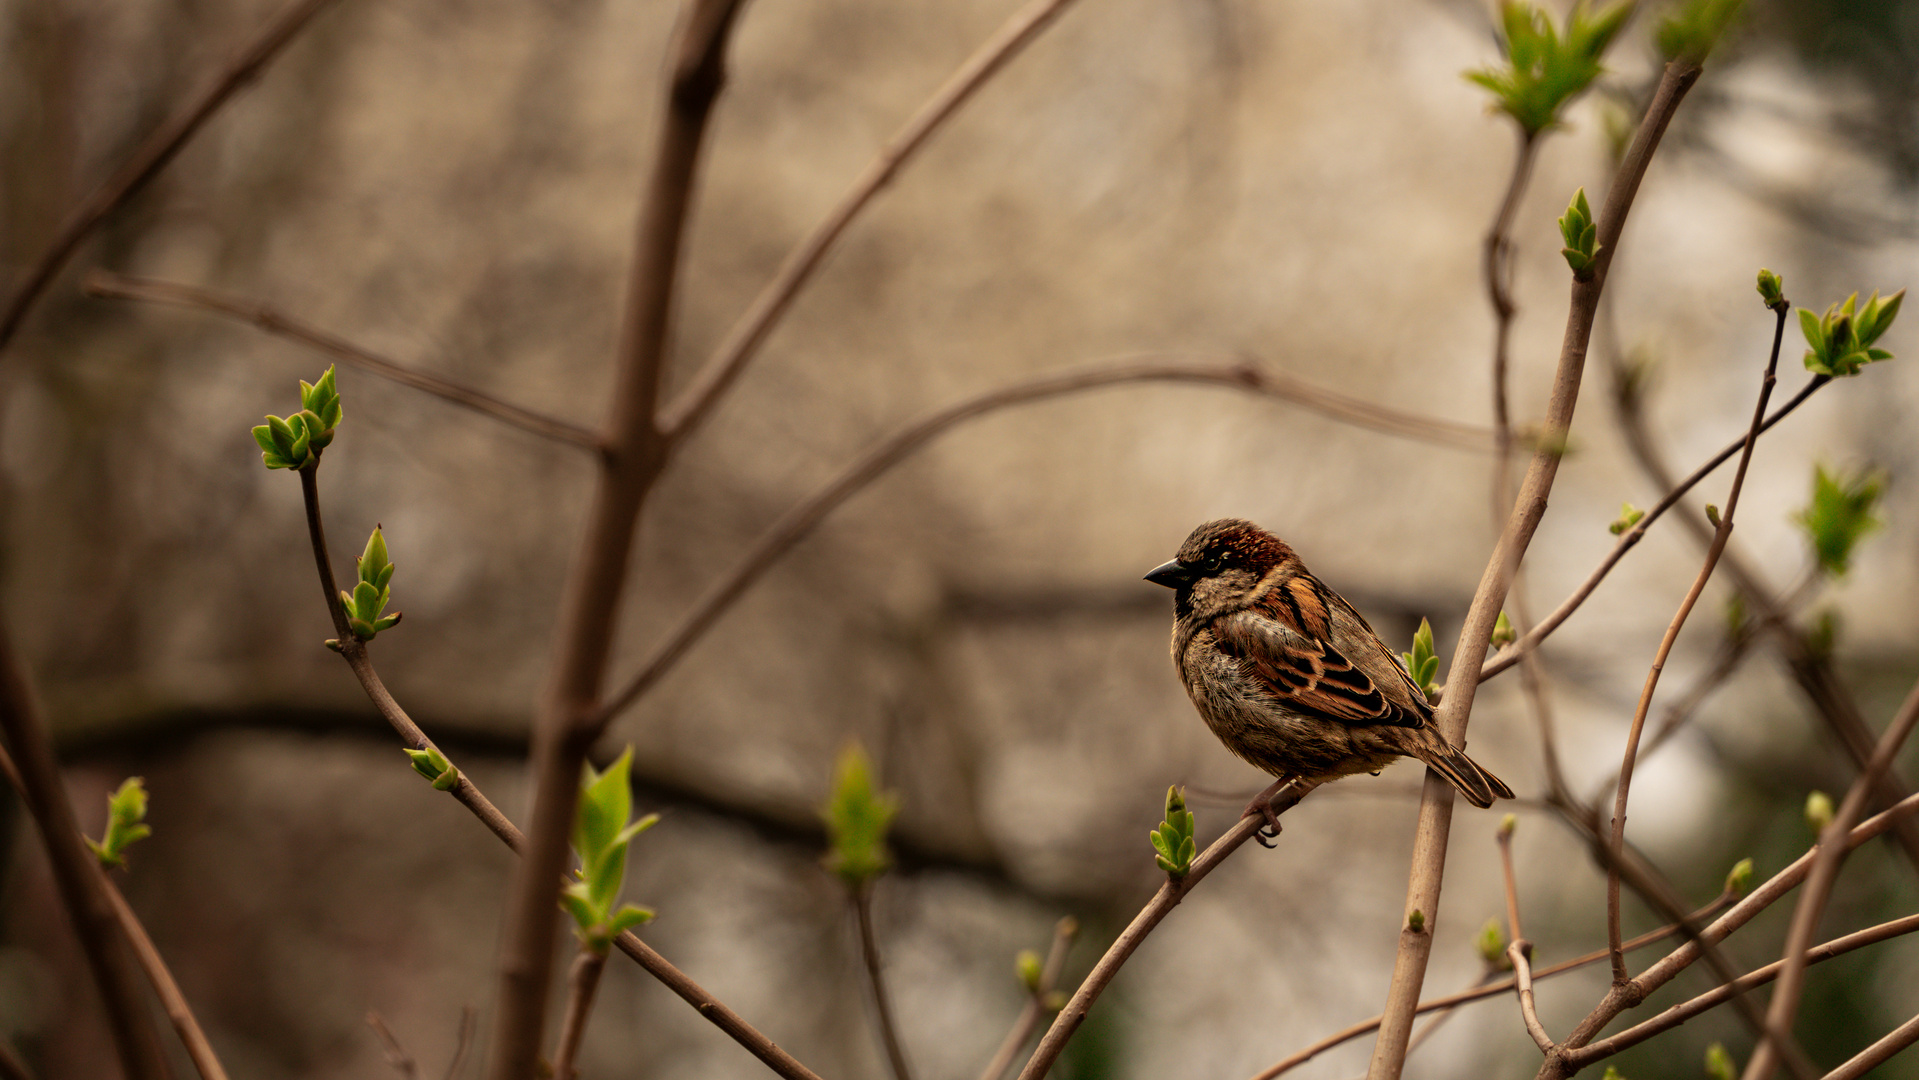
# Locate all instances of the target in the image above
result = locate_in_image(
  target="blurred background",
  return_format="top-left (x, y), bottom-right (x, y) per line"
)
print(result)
top-left (2, 0), bottom-right (1918, 1076)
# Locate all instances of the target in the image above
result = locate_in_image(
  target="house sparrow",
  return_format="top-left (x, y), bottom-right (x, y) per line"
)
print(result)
top-left (1146, 518), bottom-right (1512, 813)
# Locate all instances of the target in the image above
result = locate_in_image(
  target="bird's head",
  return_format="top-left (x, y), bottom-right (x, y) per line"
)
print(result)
top-left (1145, 518), bottom-right (1295, 619)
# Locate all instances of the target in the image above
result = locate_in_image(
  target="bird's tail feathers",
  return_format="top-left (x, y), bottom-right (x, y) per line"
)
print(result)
top-left (1419, 744), bottom-right (1514, 809)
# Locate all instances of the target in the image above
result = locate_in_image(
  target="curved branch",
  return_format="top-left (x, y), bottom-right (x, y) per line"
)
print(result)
top-left (659, 0), bottom-right (1086, 445)
top-left (293, 466), bottom-right (822, 1080)
top-left (1478, 374), bottom-right (1829, 685)
top-left (0, 0), bottom-right (342, 353)
top-left (596, 356), bottom-right (1489, 729)
top-left (86, 273), bottom-right (602, 450)
top-left (1013, 779), bottom-right (1317, 1080)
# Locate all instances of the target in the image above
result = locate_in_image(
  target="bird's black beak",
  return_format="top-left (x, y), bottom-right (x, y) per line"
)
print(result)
top-left (1145, 558), bottom-right (1197, 589)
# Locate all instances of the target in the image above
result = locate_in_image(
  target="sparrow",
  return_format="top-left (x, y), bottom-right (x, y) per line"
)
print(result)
top-left (1146, 518), bottom-right (1512, 815)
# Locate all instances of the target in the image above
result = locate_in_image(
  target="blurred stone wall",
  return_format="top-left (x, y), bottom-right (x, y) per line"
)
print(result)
top-left (3, 0), bottom-right (1917, 1076)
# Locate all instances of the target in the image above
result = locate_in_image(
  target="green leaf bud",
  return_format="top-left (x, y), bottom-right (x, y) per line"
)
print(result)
top-left (1407, 909), bottom-right (1425, 934)
top-left (1016, 949), bottom-right (1044, 993)
top-left (1805, 790), bottom-right (1834, 834)
top-left (1609, 502), bottom-right (1644, 535)
top-left (1490, 611), bottom-right (1516, 648)
top-left (1476, 917), bottom-right (1508, 967)
top-left (1794, 465), bottom-right (1884, 577)
top-left (822, 741), bottom-right (897, 886)
top-left (1723, 857), bottom-right (1753, 897)
top-left (1704, 1043), bottom-right (1736, 1080)
top-left (1755, 268), bottom-right (1785, 309)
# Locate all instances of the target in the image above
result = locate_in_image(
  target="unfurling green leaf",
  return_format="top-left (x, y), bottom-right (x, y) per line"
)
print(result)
top-left (1401, 618), bottom-right (1441, 702)
top-left (338, 526), bottom-right (402, 641)
top-left (1794, 465), bottom-right (1884, 577)
top-left (1704, 503), bottom-right (1721, 529)
top-left (1804, 790), bottom-right (1834, 834)
top-left (822, 742), bottom-right (897, 886)
top-left (86, 777), bottom-right (153, 869)
top-left (565, 747), bottom-right (659, 950)
top-left (1464, 1), bottom-right (1633, 136)
top-left (1609, 501), bottom-right (1645, 535)
top-left (1657, 0), bottom-right (1745, 62)
top-left (1153, 785), bottom-right (1198, 877)
top-left (1557, 187), bottom-right (1603, 277)
top-left (404, 746), bottom-right (459, 790)
top-left (251, 366), bottom-right (341, 469)
top-left (1407, 909), bottom-right (1426, 934)
top-left (1723, 857), bottom-right (1753, 897)
top-left (1755, 268), bottom-right (1786, 310)
top-left (1499, 813), bottom-right (1518, 838)
top-left (1704, 1042), bottom-right (1737, 1080)
top-left (1801, 289), bottom-right (1903, 376)
top-left (1601, 1068), bottom-right (1631, 1080)
top-left (1476, 917), bottom-right (1510, 968)
top-left (1490, 611), bottom-right (1517, 648)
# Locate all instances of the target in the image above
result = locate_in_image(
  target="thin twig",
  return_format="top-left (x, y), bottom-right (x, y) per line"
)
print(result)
top-left (1478, 375), bottom-right (1829, 685)
top-left (0, 630), bottom-right (171, 1080)
top-left (550, 947), bottom-right (609, 1080)
top-left (1543, 791), bottom-right (1919, 1075)
top-left (978, 917), bottom-right (1077, 1080)
top-left (1365, 57), bottom-right (1704, 1080)
top-left (291, 462), bottom-right (822, 1080)
top-left (1609, 359), bottom-right (1919, 871)
top-left (445, 1008), bottom-right (476, 1080)
top-left (659, 0), bottom-right (1086, 445)
top-left (1247, 889), bottom-right (1737, 1080)
top-left (854, 883), bottom-right (915, 1080)
top-left (103, 876), bottom-right (231, 1080)
top-left (1819, 1010), bottom-right (1919, 1080)
top-left (1509, 943), bottom-right (1556, 1054)
top-left (487, 1), bottom-right (745, 1075)
top-left (85, 273), bottom-right (601, 450)
top-left (1566, 912), bottom-right (1919, 1067)
top-left (595, 355), bottom-right (1489, 729)
top-left (1014, 779), bottom-right (1317, 1080)
top-left (367, 1012), bottom-right (420, 1080)
top-left (0, 0), bottom-right (342, 353)
top-left (1607, 299), bottom-right (1786, 984)
top-left (1743, 674), bottom-right (1919, 1080)
top-left (1486, 128), bottom-right (1541, 523)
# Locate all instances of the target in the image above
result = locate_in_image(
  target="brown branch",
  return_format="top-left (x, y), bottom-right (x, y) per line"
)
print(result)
top-left (367, 1012), bottom-right (420, 1080)
top-left (1606, 299), bottom-right (1787, 984)
top-left (1585, 623), bottom-right (1758, 810)
top-left (1486, 128), bottom-right (1541, 522)
top-left (550, 947), bottom-right (609, 1080)
top-left (444, 1008), bottom-right (475, 1080)
top-left (1820, 1009), bottom-right (1919, 1080)
top-left (103, 877), bottom-right (231, 1080)
top-left (658, 0), bottom-right (1086, 445)
top-left (1609, 361), bottom-right (1919, 871)
top-left (1509, 942), bottom-right (1556, 1054)
top-left (1014, 779), bottom-right (1317, 1080)
top-left (1365, 57), bottom-right (1704, 1080)
top-left (595, 356), bottom-right (1488, 728)
top-left (85, 273), bottom-right (601, 450)
top-left (854, 883), bottom-right (915, 1080)
top-left (292, 463), bottom-right (821, 1080)
top-left (487, 0), bottom-right (745, 1076)
top-left (1544, 791), bottom-right (1919, 1074)
top-left (1478, 374), bottom-right (1829, 685)
top-left (0, 630), bottom-right (172, 1080)
top-left (978, 917), bottom-right (1077, 1080)
top-left (0, 747), bottom-right (226, 1080)
top-left (1248, 888), bottom-right (1739, 1080)
top-left (0, 0), bottom-right (342, 353)
top-left (1564, 912), bottom-right (1919, 1067)
top-left (1743, 674), bottom-right (1919, 1080)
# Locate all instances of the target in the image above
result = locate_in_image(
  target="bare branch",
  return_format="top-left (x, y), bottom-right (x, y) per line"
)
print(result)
top-left (489, 0), bottom-right (745, 1074)
top-left (1366, 57), bottom-right (1704, 1080)
top-left (978, 917), bottom-right (1078, 1080)
top-left (1509, 942), bottom-right (1556, 1054)
top-left (0, 0), bottom-right (342, 353)
top-left (1606, 300), bottom-right (1787, 984)
top-left (367, 1012), bottom-right (420, 1080)
top-left (1014, 779), bottom-right (1317, 1080)
top-left (596, 356), bottom-right (1488, 729)
top-left (104, 878), bottom-right (232, 1080)
top-left (445, 1008), bottom-right (475, 1080)
top-left (854, 883), bottom-right (915, 1080)
top-left (1819, 1010), bottom-right (1919, 1080)
top-left (1479, 375), bottom-right (1829, 685)
top-left (1249, 888), bottom-right (1738, 1080)
top-left (291, 464), bottom-right (822, 1080)
top-left (86, 273), bottom-right (601, 450)
top-left (1565, 912), bottom-right (1919, 1067)
top-left (550, 948), bottom-right (609, 1080)
top-left (659, 0), bottom-right (1086, 445)
top-left (1743, 674), bottom-right (1919, 1080)
top-left (0, 633), bottom-right (171, 1080)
